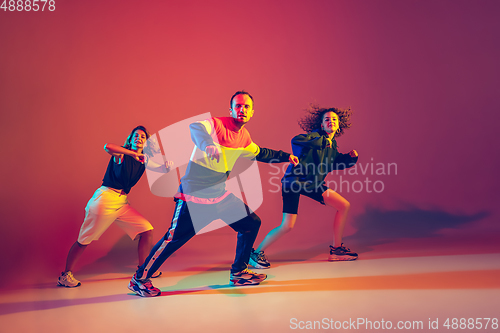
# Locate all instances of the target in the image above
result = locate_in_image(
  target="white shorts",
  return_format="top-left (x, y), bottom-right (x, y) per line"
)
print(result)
top-left (77, 186), bottom-right (153, 245)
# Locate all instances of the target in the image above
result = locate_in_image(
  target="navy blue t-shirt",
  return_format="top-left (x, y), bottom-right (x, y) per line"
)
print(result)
top-left (101, 154), bottom-right (145, 194)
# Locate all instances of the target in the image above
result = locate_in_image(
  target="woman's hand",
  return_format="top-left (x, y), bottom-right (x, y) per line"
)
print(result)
top-left (289, 155), bottom-right (299, 166)
top-left (165, 160), bottom-right (174, 172)
top-left (132, 152), bottom-right (145, 163)
top-left (325, 137), bottom-right (333, 148)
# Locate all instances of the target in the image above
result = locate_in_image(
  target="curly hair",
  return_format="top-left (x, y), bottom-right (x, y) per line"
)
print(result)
top-left (123, 125), bottom-right (160, 157)
top-left (298, 104), bottom-right (353, 137)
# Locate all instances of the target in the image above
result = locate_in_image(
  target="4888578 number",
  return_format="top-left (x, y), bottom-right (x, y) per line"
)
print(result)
top-left (443, 318), bottom-right (498, 330)
top-left (1, 0), bottom-right (55, 11)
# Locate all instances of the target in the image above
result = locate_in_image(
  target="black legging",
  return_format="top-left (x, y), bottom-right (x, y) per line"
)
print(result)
top-left (137, 193), bottom-right (261, 279)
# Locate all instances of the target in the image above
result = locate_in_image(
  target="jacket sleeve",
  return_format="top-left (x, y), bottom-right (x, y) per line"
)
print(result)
top-left (331, 152), bottom-right (358, 170)
top-left (255, 146), bottom-right (291, 163)
top-left (189, 120), bottom-right (215, 152)
top-left (291, 133), bottom-right (326, 149)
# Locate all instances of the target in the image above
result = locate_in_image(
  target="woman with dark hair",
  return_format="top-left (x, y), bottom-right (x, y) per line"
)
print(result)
top-left (58, 126), bottom-right (173, 287)
top-left (250, 106), bottom-right (359, 269)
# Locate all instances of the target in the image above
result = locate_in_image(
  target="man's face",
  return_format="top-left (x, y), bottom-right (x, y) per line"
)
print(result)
top-left (230, 94), bottom-right (254, 124)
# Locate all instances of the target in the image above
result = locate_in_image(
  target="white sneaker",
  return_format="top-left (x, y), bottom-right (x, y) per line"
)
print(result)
top-left (57, 271), bottom-right (81, 287)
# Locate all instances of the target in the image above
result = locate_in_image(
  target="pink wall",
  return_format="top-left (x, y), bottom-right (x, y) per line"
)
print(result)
top-left (1, 0), bottom-right (499, 288)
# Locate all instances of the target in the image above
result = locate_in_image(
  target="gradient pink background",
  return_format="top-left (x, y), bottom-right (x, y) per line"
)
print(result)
top-left (0, 0), bottom-right (499, 289)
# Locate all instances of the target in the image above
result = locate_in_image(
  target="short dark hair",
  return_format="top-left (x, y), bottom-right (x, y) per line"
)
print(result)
top-left (298, 105), bottom-right (353, 137)
top-left (230, 90), bottom-right (254, 108)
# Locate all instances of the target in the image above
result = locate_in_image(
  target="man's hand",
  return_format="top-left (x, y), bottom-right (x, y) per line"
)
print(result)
top-left (289, 155), bottom-right (299, 166)
top-left (205, 145), bottom-right (220, 162)
top-left (165, 160), bottom-right (174, 172)
top-left (349, 150), bottom-right (358, 158)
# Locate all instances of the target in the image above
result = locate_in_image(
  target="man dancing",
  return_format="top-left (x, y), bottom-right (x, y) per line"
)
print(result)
top-left (128, 91), bottom-right (299, 297)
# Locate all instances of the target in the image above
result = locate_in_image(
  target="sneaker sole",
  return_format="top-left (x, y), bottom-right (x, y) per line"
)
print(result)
top-left (230, 278), bottom-right (266, 286)
top-left (249, 258), bottom-right (270, 269)
top-left (328, 255), bottom-right (358, 262)
top-left (230, 274), bottom-right (267, 286)
top-left (57, 281), bottom-right (81, 288)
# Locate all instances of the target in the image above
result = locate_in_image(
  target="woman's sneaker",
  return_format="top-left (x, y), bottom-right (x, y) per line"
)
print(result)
top-left (328, 243), bottom-right (358, 261)
top-left (230, 268), bottom-right (267, 286)
top-left (128, 273), bottom-right (161, 297)
top-left (249, 248), bottom-right (271, 269)
top-left (57, 271), bottom-right (81, 287)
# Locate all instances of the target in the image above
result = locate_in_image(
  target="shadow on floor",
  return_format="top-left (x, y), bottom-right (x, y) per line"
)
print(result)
top-left (267, 206), bottom-right (491, 262)
top-left (344, 206), bottom-right (489, 252)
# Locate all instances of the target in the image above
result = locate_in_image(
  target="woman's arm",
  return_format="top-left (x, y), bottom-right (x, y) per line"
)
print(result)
top-left (331, 150), bottom-right (358, 170)
top-left (255, 146), bottom-right (299, 166)
top-left (146, 158), bottom-right (174, 173)
top-left (104, 143), bottom-right (144, 163)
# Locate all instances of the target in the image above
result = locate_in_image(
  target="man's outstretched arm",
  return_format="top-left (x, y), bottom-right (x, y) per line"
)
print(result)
top-left (255, 146), bottom-right (299, 166)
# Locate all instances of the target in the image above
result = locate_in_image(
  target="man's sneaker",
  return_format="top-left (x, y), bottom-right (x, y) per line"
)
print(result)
top-left (328, 243), bottom-right (358, 261)
top-left (128, 273), bottom-right (161, 297)
top-left (230, 268), bottom-right (267, 286)
top-left (249, 248), bottom-right (271, 269)
top-left (57, 271), bottom-right (81, 288)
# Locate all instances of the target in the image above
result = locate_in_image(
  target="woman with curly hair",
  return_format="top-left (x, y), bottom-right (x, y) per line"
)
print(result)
top-left (250, 106), bottom-right (359, 268)
top-left (58, 125), bottom-right (173, 287)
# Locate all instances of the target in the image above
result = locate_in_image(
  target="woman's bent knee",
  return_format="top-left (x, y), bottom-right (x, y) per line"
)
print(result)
top-left (342, 200), bottom-right (351, 212)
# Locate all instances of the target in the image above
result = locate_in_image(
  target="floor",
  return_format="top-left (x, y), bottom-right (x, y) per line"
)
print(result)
top-left (1, 249), bottom-right (500, 332)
